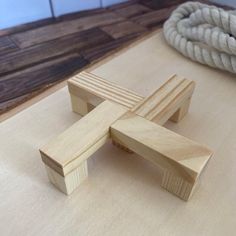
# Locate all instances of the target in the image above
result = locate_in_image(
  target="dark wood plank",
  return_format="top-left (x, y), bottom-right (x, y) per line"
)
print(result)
top-left (131, 6), bottom-right (176, 29)
top-left (101, 21), bottom-right (147, 39)
top-left (114, 3), bottom-right (151, 18)
top-left (0, 0), bottom-right (197, 116)
top-left (139, 0), bottom-right (187, 9)
top-left (0, 8), bottom-right (108, 37)
top-left (11, 12), bottom-right (124, 49)
top-left (0, 53), bottom-right (89, 103)
top-left (108, 0), bottom-right (139, 10)
top-left (0, 93), bottom-right (30, 114)
top-left (81, 34), bottom-right (139, 62)
top-left (0, 36), bottom-right (18, 55)
top-left (0, 18), bottom-right (55, 37)
top-left (56, 8), bottom-right (107, 21)
top-left (0, 28), bottom-right (112, 76)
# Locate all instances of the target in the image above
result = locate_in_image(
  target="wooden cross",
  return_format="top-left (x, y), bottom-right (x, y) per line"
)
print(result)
top-left (40, 71), bottom-right (213, 201)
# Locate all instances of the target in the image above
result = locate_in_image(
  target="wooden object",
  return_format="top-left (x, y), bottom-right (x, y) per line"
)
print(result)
top-left (111, 115), bottom-right (211, 200)
top-left (2, 31), bottom-right (236, 235)
top-left (40, 71), bottom-right (213, 201)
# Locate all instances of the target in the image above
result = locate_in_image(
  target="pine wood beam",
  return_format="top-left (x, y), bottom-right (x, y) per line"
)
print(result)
top-left (40, 71), bottom-right (213, 201)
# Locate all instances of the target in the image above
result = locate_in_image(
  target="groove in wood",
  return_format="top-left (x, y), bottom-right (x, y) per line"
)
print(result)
top-left (132, 75), bottom-right (195, 125)
top-left (68, 71), bottom-right (144, 112)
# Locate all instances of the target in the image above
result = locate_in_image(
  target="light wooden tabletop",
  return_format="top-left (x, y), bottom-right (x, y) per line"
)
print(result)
top-left (1, 31), bottom-right (236, 235)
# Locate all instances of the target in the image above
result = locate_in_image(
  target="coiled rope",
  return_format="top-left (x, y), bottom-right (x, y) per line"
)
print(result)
top-left (163, 1), bottom-right (236, 73)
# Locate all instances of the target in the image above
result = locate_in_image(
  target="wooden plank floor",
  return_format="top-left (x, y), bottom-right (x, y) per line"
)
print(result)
top-left (0, 0), bottom-right (224, 115)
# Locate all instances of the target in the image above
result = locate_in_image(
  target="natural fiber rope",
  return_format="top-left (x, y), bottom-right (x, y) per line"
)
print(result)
top-left (163, 1), bottom-right (236, 73)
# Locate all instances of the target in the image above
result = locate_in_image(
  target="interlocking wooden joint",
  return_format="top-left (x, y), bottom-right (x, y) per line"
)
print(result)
top-left (40, 71), bottom-right (213, 201)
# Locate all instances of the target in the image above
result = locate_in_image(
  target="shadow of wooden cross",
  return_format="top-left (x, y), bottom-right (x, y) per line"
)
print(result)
top-left (40, 71), bottom-right (213, 201)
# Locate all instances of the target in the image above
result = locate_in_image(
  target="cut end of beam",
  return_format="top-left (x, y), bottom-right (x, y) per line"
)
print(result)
top-left (45, 161), bottom-right (88, 195)
top-left (161, 169), bottom-right (197, 201)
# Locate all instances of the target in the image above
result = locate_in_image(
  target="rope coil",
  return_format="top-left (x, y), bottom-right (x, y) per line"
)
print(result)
top-left (163, 1), bottom-right (236, 73)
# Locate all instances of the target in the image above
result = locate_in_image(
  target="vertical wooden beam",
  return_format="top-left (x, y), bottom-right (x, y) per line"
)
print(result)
top-left (170, 98), bottom-right (191, 123)
top-left (45, 161), bottom-right (88, 195)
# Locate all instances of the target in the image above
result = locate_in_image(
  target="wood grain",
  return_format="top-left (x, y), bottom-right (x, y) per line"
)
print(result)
top-left (110, 115), bottom-right (212, 200)
top-left (45, 161), bottom-right (88, 195)
top-left (0, 28), bottom-right (111, 76)
top-left (40, 101), bottom-right (128, 177)
top-left (81, 34), bottom-right (138, 62)
top-left (11, 12), bottom-right (124, 49)
top-left (0, 36), bottom-right (18, 55)
top-left (68, 71), bottom-right (143, 110)
top-left (131, 7), bottom-right (176, 28)
top-left (140, 0), bottom-right (187, 9)
top-left (114, 3), bottom-right (151, 18)
top-left (101, 21), bottom-right (147, 39)
top-left (132, 75), bottom-right (195, 125)
top-left (66, 70), bottom-right (210, 200)
top-left (0, 54), bottom-right (88, 103)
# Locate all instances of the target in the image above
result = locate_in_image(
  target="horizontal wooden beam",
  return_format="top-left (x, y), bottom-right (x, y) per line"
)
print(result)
top-left (40, 101), bottom-right (128, 177)
top-left (132, 75), bottom-right (195, 125)
top-left (110, 114), bottom-right (213, 200)
top-left (68, 71), bottom-right (144, 112)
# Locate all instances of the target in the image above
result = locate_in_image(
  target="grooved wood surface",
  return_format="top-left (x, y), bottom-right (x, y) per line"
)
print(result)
top-left (69, 71), bottom-right (143, 108)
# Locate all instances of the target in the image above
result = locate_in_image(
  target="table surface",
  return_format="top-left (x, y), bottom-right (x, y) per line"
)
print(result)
top-left (1, 31), bottom-right (236, 236)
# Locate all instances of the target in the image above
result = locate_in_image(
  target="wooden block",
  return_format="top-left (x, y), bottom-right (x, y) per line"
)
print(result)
top-left (40, 101), bottom-right (128, 177)
top-left (70, 94), bottom-right (94, 116)
top-left (170, 98), bottom-right (191, 123)
top-left (114, 4), bottom-right (151, 18)
top-left (132, 75), bottom-right (195, 125)
top-left (68, 71), bottom-right (144, 151)
top-left (69, 73), bottom-right (195, 123)
top-left (161, 169), bottom-right (198, 201)
top-left (112, 140), bottom-right (134, 153)
top-left (68, 73), bottom-right (195, 154)
top-left (110, 114), bottom-right (213, 201)
top-left (41, 72), bottom-right (212, 200)
top-left (68, 71), bottom-right (144, 114)
top-left (11, 12), bottom-right (124, 49)
top-left (45, 161), bottom-right (88, 195)
top-left (40, 101), bottom-right (128, 194)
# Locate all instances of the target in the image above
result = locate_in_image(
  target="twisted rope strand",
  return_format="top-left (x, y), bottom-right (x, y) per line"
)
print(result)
top-left (163, 1), bottom-right (236, 73)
